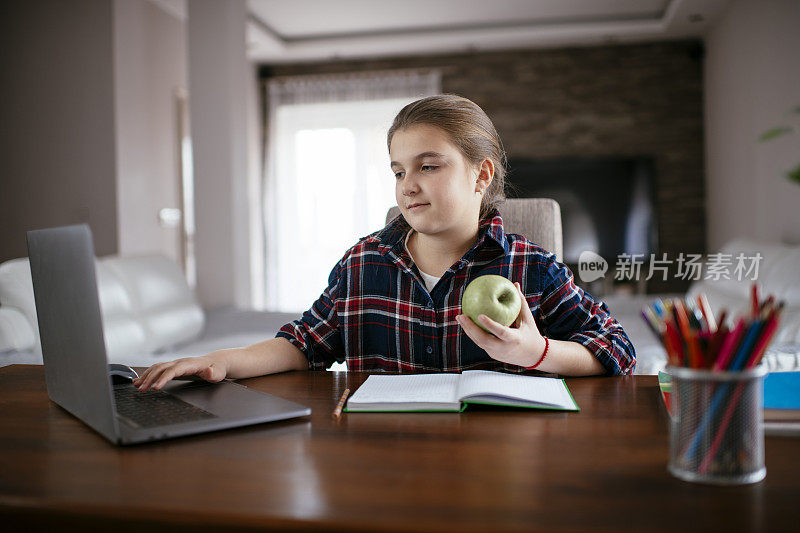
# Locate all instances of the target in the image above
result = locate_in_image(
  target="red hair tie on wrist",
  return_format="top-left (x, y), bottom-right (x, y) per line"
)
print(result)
top-left (526, 337), bottom-right (549, 370)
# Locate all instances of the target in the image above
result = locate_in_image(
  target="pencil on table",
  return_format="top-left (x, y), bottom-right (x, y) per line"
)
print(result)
top-left (332, 388), bottom-right (351, 420)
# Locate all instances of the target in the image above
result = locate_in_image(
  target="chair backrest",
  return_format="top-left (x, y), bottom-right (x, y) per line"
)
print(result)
top-left (385, 198), bottom-right (563, 261)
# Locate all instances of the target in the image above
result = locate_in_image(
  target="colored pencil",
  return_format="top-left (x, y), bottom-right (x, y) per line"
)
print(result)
top-left (664, 316), bottom-right (685, 366)
top-left (744, 309), bottom-right (781, 369)
top-left (712, 318), bottom-right (746, 371)
top-left (751, 284), bottom-right (759, 318)
top-left (674, 300), bottom-right (697, 367)
top-left (697, 293), bottom-right (717, 332)
top-left (644, 284), bottom-right (785, 472)
top-left (332, 388), bottom-right (351, 420)
top-left (698, 382), bottom-right (745, 474)
top-left (729, 319), bottom-right (765, 371)
top-left (705, 312), bottom-right (728, 365)
top-left (641, 308), bottom-right (663, 338)
top-left (697, 308), bottom-right (782, 473)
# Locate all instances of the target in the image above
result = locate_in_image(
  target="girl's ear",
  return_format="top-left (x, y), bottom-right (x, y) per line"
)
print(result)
top-left (475, 158), bottom-right (494, 194)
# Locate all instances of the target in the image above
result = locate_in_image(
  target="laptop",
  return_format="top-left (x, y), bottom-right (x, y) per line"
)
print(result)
top-left (26, 224), bottom-right (311, 445)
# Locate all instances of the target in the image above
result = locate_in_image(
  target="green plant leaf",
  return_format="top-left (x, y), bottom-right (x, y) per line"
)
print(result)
top-left (788, 163), bottom-right (800, 185)
top-left (759, 126), bottom-right (792, 141)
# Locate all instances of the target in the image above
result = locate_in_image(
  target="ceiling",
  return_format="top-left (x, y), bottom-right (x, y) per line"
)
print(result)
top-left (245, 0), bottom-right (731, 64)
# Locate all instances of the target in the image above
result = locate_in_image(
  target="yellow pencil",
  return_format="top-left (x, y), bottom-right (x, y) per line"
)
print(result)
top-left (332, 388), bottom-right (351, 419)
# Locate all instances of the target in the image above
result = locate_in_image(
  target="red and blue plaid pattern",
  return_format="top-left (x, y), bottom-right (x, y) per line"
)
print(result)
top-left (277, 210), bottom-right (636, 375)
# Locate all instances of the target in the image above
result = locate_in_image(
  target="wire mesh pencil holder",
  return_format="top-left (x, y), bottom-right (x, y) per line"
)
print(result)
top-left (667, 365), bottom-right (767, 485)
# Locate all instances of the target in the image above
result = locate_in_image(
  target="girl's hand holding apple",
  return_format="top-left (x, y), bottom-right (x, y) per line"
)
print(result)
top-left (456, 281), bottom-right (547, 369)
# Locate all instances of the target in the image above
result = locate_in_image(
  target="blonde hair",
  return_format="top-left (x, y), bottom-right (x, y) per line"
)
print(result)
top-left (387, 94), bottom-right (507, 220)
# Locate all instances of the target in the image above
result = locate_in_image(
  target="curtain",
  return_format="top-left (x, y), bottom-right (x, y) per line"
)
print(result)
top-left (263, 70), bottom-right (441, 312)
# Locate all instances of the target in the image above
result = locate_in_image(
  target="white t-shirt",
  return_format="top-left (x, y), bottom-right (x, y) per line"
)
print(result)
top-left (404, 230), bottom-right (441, 293)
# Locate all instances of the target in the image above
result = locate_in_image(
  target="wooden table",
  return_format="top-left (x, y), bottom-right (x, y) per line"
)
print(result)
top-left (0, 365), bottom-right (798, 532)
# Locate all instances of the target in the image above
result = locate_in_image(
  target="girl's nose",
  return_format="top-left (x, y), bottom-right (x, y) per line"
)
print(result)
top-left (401, 175), bottom-right (420, 196)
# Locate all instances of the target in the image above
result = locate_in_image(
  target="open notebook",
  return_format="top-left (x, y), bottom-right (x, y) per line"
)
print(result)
top-left (344, 370), bottom-right (579, 412)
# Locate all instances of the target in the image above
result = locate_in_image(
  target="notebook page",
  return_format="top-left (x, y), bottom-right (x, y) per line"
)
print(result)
top-left (349, 374), bottom-right (461, 405)
top-left (457, 370), bottom-right (576, 409)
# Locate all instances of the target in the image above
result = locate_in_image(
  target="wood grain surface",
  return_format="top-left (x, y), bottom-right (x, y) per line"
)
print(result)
top-left (0, 365), bottom-right (798, 532)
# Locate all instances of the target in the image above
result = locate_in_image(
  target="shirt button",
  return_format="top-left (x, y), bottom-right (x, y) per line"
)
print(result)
top-left (426, 346), bottom-right (433, 354)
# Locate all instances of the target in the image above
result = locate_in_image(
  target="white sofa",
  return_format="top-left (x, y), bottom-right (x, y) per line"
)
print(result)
top-left (0, 254), bottom-right (297, 368)
top-left (603, 238), bottom-right (800, 374)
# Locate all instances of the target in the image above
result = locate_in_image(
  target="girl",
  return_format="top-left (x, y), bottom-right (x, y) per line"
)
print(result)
top-left (135, 94), bottom-right (635, 391)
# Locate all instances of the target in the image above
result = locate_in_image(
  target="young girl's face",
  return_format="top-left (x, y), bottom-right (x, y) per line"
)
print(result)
top-left (390, 124), bottom-right (489, 238)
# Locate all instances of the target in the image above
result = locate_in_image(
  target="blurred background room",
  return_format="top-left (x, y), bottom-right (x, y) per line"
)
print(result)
top-left (1, 0), bottom-right (799, 374)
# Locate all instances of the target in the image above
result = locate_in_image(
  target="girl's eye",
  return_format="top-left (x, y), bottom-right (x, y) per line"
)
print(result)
top-left (421, 165), bottom-right (437, 172)
top-left (394, 171), bottom-right (405, 180)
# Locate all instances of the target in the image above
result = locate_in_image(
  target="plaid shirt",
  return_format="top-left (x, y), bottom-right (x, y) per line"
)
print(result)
top-left (277, 210), bottom-right (636, 375)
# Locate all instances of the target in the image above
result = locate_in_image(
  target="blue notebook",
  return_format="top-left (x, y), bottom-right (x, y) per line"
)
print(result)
top-left (763, 371), bottom-right (800, 410)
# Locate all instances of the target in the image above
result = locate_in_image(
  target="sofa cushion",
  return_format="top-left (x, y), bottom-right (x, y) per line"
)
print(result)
top-left (0, 256), bottom-right (150, 358)
top-left (102, 255), bottom-right (204, 353)
top-left (686, 238), bottom-right (800, 344)
top-left (95, 262), bottom-right (147, 358)
top-left (0, 258), bottom-right (38, 344)
top-left (0, 307), bottom-right (35, 353)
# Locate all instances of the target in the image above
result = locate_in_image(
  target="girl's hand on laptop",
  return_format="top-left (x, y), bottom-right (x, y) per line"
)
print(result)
top-left (455, 282), bottom-right (547, 369)
top-left (133, 354), bottom-right (227, 392)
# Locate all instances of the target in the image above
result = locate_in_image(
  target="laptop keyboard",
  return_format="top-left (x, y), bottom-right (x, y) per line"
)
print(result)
top-left (114, 386), bottom-right (217, 428)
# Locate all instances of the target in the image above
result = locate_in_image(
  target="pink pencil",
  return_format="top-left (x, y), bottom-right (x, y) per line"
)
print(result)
top-left (712, 319), bottom-right (746, 371)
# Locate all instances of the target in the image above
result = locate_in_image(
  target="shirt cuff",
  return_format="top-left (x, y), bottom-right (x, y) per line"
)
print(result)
top-left (567, 332), bottom-right (635, 376)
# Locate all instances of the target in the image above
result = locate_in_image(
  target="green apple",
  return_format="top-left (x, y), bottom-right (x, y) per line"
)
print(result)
top-left (461, 275), bottom-right (522, 332)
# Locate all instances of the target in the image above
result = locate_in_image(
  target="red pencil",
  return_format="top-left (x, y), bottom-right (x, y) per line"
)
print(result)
top-left (760, 295), bottom-right (774, 313)
top-left (665, 316), bottom-right (685, 366)
top-left (706, 313), bottom-right (728, 363)
top-left (661, 330), bottom-right (681, 367)
top-left (751, 284), bottom-right (759, 318)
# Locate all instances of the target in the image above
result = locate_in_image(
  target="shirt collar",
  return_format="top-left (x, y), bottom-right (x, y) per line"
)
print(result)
top-left (376, 208), bottom-right (509, 256)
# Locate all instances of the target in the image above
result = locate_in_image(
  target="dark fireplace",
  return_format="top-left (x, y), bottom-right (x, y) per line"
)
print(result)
top-left (507, 157), bottom-right (658, 266)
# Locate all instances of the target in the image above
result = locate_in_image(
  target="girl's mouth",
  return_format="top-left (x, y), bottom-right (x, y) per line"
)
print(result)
top-left (408, 203), bottom-right (430, 210)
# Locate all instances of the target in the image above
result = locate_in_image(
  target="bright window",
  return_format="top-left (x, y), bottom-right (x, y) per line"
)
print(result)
top-left (265, 98), bottom-right (417, 312)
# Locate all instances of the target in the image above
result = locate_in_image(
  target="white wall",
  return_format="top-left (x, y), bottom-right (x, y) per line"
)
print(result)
top-left (114, 0), bottom-right (187, 263)
top-left (246, 62), bottom-right (266, 310)
top-left (0, 0), bottom-right (119, 262)
top-left (187, 0), bottom-right (254, 309)
top-left (1, 0), bottom-right (262, 311)
top-left (705, 0), bottom-right (800, 250)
